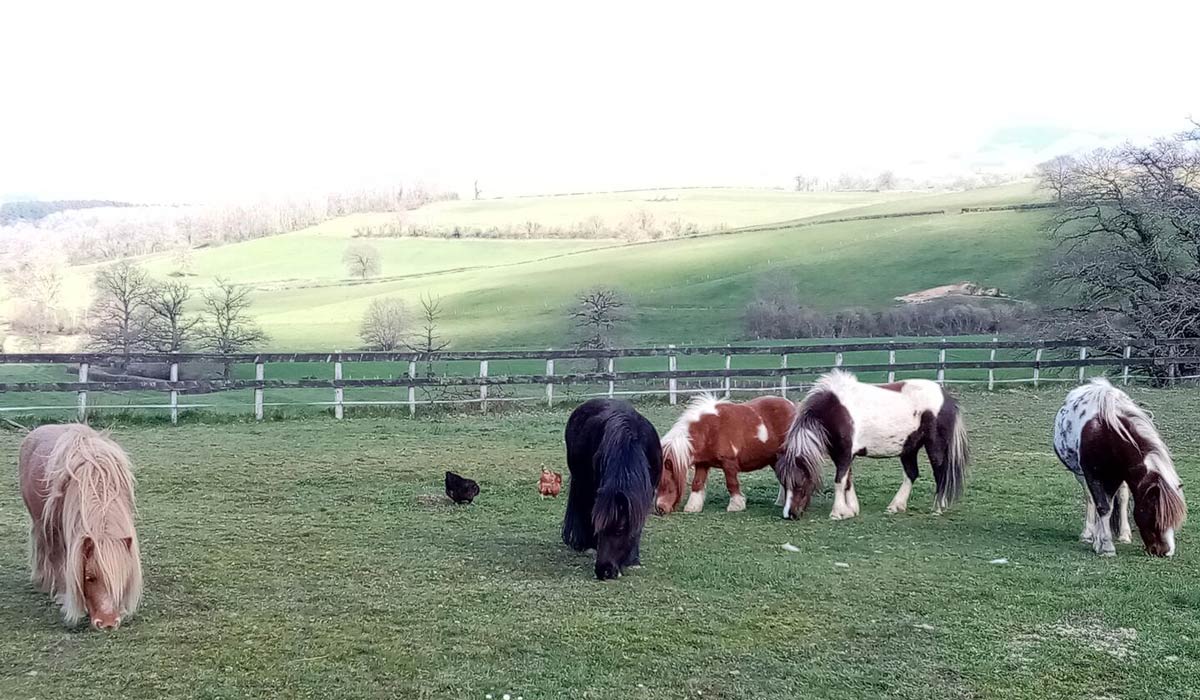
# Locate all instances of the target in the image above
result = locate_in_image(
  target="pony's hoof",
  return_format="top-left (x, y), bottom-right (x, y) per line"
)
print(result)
top-left (886, 505), bottom-right (906, 514)
top-left (1117, 533), bottom-right (1133, 544)
top-left (1099, 549), bottom-right (1117, 557)
top-left (727, 495), bottom-right (747, 512)
top-left (1080, 533), bottom-right (1095, 543)
top-left (829, 511), bottom-right (853, 521)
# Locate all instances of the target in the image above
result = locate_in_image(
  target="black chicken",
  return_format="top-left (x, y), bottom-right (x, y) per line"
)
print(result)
top-left (444, 471), bottom-right (480, 504)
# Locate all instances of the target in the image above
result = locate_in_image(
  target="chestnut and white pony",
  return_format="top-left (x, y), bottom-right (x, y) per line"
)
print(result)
top-left (19, 424), bottom-right (143, 630)
top-left (655, 395), bottom-right (796, 514)
top-left (775, 371), bottom-right (969, 520)
top-left (1053, 378), bottom-right (1186, 557)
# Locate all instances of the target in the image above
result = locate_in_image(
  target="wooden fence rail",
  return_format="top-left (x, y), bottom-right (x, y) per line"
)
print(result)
top-left (1, 338), bottom-right (1198, 422)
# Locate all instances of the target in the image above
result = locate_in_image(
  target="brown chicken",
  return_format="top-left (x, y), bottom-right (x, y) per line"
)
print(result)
top-left (538, 467), bottom-right (563, 498)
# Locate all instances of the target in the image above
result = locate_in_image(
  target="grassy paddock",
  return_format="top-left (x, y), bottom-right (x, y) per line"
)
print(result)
top-left (2, 388), bottom-right (1199, 699)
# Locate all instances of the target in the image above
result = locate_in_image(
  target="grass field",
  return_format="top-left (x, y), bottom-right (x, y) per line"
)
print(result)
top-left (24, 183), bottom-right (1054, 352)
top-left (2, 387), bottom-right (1198, 699)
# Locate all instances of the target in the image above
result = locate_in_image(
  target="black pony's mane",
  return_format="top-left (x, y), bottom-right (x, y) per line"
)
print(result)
top-left (592, 413), bottom-right (654, 534)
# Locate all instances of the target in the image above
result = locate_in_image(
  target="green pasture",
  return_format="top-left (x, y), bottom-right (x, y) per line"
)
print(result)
top-left (2, 387), bottom-right (1199, 699)
top-left (32, 184), bottom-right (1054, 352)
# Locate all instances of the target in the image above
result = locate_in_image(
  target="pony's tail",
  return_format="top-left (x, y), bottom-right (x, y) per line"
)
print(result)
top-left (775, 403), bottom-right (829, 501)
top-left (594, 420), bottom-right (654, 535)
top-left (660, 431), bottom-right (693, 510)
top-left (936, 395), bottom-right (969, 508)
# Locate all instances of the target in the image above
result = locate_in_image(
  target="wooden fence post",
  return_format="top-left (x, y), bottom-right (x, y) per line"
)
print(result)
top-left (937, 340), bottom-right (946, 385)
top-left (1077, 346), bottom-right (1087, 383)
top-left (724, 347), bottom-right (732, 399)
top-left (77, 362), bottom-right (88, 422)
top-left (1122, 345), bottom-right (1132, 386)
top-left (334, 359), bottom-right (344, 419)
top-left (546, 356), bottom-right (555, 407)
top-left (887, 344), bottom-right (896, 383)
top-left (479, 360), bottom-right (489, 413)
top-left (780, 354), bottom-right (788, 398)
top-left (668, 345), bottom-right (677, 405)
top-left (835, 351), bottom-right (843, 368)
top-left (254, 361), bottom-right (264, 421)
top-left (407, 360), bottom-right (417, 416)
top-left (988, 337), bottom-right (997, 391)
top-left (1168, 342), bottom-right (1178, 387)
top-left (1033, 347), bottom-right (1042, 388)
top-left (607, 358), bottom-right (615, 398)
top-left (169, 360), bottom-right (179, 425)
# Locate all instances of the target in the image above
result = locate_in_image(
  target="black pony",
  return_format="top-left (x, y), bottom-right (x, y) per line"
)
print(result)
top-left (562, 399), bottom-right (662, 580)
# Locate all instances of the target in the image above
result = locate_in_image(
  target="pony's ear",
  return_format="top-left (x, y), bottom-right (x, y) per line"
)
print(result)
top-left (555, 473), bottom-right (563, 484)
top-left (82, 537), bottom-right (95, 559)
top-left (122, 537), bottom-right (135, 552)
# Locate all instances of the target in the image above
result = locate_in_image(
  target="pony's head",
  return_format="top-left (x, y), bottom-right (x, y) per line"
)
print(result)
top-left (1133, 467), bottom-right (1186, 557)
top-left (68, 534), bottom-right (142, 630)
top-left (45, 425), bottom-right (143, 630)
top-left (654, 453), bottom-right (687, 514)
top-left (593, 492), bottom-right (644, 580)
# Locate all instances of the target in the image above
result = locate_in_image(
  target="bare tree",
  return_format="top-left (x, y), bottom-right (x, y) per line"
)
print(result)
top-left (88, 260), bottom-right (153, 364)
top-left (359, 297), bottom-right (408, 350)
top-left (146, 280), bottom-right (200, 352)
top-left (1035, 155), bottom-right (1078, 202)
top-left (570, 287), bottom-right (628, 369)
top-left (1041, 127), bottom-right (1200, 354)
top-left (197, 278), bottom-right (268, 378)
top-left (474, 179), bottom-right (482, 200)
top-left (343, 243), bottom-right (382, 279)
top-left (405, 293), bottom-right (450, 376)
top-left (874, 170), bottom-right (897, 191)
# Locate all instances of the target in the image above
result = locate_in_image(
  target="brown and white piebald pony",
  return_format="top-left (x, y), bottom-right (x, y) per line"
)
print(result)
top-left (775, 370), bottom-right (969, 520)
top-left (1053, 378), bottom-right (1186, 557)
top-left (655, 395), bottom-right (796, 514)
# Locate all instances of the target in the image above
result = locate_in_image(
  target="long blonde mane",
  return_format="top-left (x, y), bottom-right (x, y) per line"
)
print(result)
top-left (1089, 377), bottom-right (1187, 530)
top-left (42, 425), bottom-right (143, 623)
top-left (660, 394), bottom-right (725, 506)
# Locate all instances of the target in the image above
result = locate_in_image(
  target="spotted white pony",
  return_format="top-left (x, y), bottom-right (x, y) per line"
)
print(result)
top-left (1053, 378), bottom-right (1185, 557)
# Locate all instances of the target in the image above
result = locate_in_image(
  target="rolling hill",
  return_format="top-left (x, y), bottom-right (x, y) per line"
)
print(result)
top-left (29, 183), bottom-right (1054, 351)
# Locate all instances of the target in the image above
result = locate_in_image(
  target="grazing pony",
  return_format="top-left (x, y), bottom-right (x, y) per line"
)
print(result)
top-left (1053, 378), bottom-right (1186, 557)
top-left (562, 399), bottom-right (662, 580)
top-left (775, 370), bottom-right (969, 520)
top-left (19, 424), bottom-right (143, 630)
top-left (655, 395), bottom-right (796, 514)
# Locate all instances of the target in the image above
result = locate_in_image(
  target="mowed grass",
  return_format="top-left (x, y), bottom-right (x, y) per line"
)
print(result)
top-left (2, 388), bottom-right (1199, 699)
top-left (38, 184), bottom-right (1054, 351)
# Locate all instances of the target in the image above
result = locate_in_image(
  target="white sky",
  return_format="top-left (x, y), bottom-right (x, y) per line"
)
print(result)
top-left (1, 0), bottom-right (1196, 202)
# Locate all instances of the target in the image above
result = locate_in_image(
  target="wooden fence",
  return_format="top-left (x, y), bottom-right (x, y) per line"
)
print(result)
top-left (1, 338), bottom-right (1198, 422)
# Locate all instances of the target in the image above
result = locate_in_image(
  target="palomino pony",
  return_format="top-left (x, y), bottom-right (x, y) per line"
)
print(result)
top-left (655, 395), bottom-right (796, 514)
top-left (775, 370), bottom-right (969, 520)
top-left (1053, 378), bottom-right (1186, 557)
top-left (19, 424), bottom-right (143, 630)
top-left (562, 399), bottom-right (662, 580)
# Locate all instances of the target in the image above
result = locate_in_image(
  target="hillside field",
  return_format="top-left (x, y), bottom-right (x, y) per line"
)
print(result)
top-left (2, 387), bottom-right (1198, 699)
top-left (28, 183), bottom-right (1053, 351)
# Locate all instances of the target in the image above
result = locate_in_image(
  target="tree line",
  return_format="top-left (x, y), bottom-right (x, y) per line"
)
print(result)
top-left (0, 185), bottom-right (458, 270)
top-left (86, 261), bottom-right (267, 377)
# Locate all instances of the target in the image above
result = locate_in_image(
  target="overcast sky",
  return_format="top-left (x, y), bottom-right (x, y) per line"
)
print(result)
top-left (2, 1), bottom-right (1196, 202)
